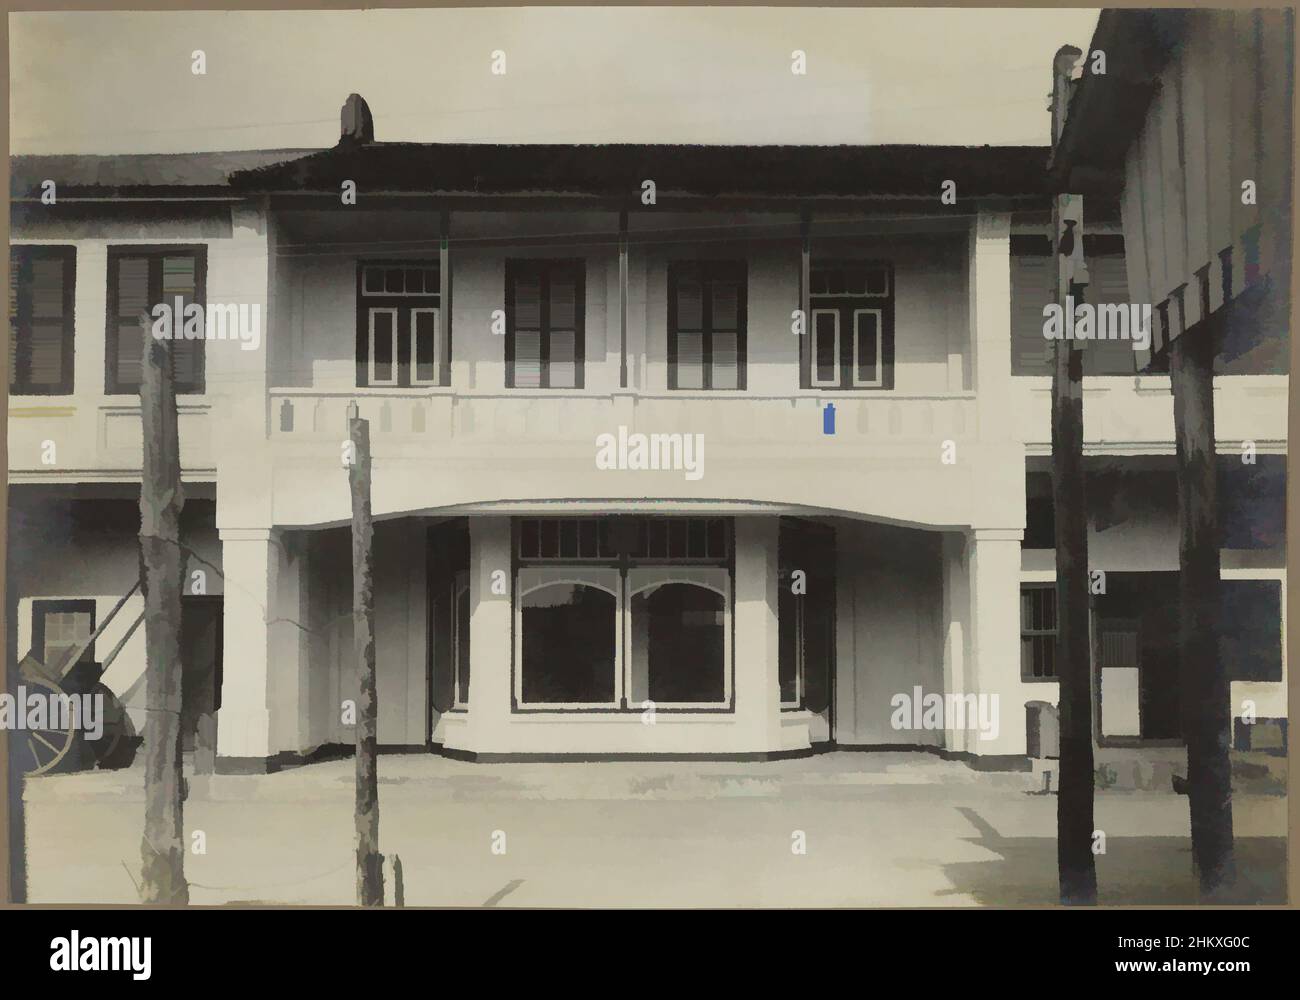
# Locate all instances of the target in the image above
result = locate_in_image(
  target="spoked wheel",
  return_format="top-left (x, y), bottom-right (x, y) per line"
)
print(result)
top-left (90, 682), bottom-right (138, 770)
top-left (21, 675), bottom-right (79, 777)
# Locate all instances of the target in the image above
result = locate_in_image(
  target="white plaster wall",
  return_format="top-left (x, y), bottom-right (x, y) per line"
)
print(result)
top-left (834, 519), bottom-right (945, 747)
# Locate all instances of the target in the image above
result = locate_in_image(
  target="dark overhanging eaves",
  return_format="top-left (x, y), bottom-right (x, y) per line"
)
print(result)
top-left (1047, 8), bottom-right (1186, 195)
top-left (8, 148), bottom-right (319, 200)
top-left (227, 142), bottom-right (1054, 201)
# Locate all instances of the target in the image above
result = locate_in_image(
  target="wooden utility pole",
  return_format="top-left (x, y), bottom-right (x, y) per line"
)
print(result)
top-left (1172, 320), bottom-right (1235, 898)
top-left (138, 313), bottom-right (189, 904)
top-left (1049, 45), bottom-right (1097, 905)
top-left (348, 404), bottom-right (383, 906)
top-left (2, 508), bottom-right (25, 904)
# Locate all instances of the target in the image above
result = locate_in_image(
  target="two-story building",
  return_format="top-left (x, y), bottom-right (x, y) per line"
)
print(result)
top-left (7, 93), bottom-right (1286, 773)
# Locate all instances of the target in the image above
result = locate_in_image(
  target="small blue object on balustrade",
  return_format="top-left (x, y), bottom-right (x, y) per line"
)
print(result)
top-left (822, 402), bottom-right (836, 436)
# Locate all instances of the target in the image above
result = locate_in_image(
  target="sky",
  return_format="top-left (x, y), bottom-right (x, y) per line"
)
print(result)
top-left (9, 7), bottom-right (1101, 154)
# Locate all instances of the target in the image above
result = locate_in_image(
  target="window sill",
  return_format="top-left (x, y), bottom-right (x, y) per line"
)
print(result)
top-left (509, 709), bottom-right (736, 721)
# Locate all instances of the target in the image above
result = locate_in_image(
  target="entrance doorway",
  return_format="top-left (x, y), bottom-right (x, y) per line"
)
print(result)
top-left (180, 596), bottom-right (223, 773)
top-left (778, 518), bottom-right (835, 743)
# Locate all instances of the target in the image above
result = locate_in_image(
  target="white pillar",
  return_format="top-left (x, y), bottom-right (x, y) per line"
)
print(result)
top-left (215, 529), bottom-right (276, 766)
top-left (941, 532), bottom-right (973, 754)
top-left (464, 516), bottom-right (512, 754)
top-left (970, 211), bottom-right (1013, 441)
top-left (733, 517), bottom-right (783, 753)
top-left (968, 528), bottom-right (1026, 758)
top-left (216, 527), bottom-right (306, 768)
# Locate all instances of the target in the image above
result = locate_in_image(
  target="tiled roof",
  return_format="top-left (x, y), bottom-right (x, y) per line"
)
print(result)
top-left (9, 149), bottom-right (319, 198)
top-left (11, 144), bottom-right (1052, 200)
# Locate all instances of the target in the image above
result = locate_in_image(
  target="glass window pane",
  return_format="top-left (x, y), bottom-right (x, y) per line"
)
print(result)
top-left (675, 331), bottom-right (704, 389)
top-left (413, 309), bottom-right (438, 382)
top-left (548, 330), bottom-right (576, 389)
top-left (706, 519), bottom-right (726, 558)
top-left (514, 275), bottom-right (541, 329)
top-left (646, 519), bottom-right (668, 558)
top-left (579, 520), bottom-right (599, 558)
top-left (688, 519), bottom-right (707, 558)
top-left (364, 267), bottom-right (384, 294)
top-left (514, 329), bottom-right (542, 388)
top-left (521, 583), bottom-right (616, 703)
top-left (520, 519), bottom-right (540, 558)
top-left (423, 268), bottom-right (439, 295)
top-left (559, 519), bottom-right (579, 558)
top-left (549, 276), bottom-right (576, 329)
top-left (814, 312), bottom-right (838, 384)
top-left (668, 519), bottom-right (688, 558)
top-left (42, 609), bottom-right (93, 671)
top-left (371, 310), bottom-right (395, 382)
top-left (405, 269), bottom-right (424, 294)
top-left (855, 312), bottom-right (880, 384)
top-left (385, 268), bottom-right (403, 293)
top-left (539, 520), bottom-right (559, 558)
top-left (162, 256), bottom-right (196, 298)
top-left (711, 331), bottom-right (738, 389)
top-left (629, 583), bottom-right (726, 703)
top-left (711, 282), bottom-right (739, 331)
top-left (675, 278), bottom-right (702, 329)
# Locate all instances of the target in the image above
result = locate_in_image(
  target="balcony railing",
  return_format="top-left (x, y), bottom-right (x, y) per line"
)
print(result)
top-left (267, 388), bottom-right (980, 448)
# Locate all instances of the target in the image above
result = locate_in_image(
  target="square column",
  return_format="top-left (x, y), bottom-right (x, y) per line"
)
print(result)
top-left (967, 528), bottom-right (1027, 758)
top-left (215, 527), bottom-right (307, 770)
top-left (463, 516), bottom-right (513, 753)
top-left (733, 517), bottom-right (782, 752)
top-left (969, 211), bottom-right (1013, 442)
top-left (941, 532), bottom-right (973, 755)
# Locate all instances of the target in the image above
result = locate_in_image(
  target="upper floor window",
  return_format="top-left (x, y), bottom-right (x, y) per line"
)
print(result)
top-left (806, 261), bottom-right (894, 390)
top-left (668, 261), bottom-right (746, 390)
top-left (355, 262), bottom-right (443, 387)
top-left (105, 246), bottom-right (206, 395)
top-left (1009, 234), bottom-right (1140, 376)
top-left (9, 246), bottom-right (76, 395)
top-left (506, 259), bottom-right (584, 389)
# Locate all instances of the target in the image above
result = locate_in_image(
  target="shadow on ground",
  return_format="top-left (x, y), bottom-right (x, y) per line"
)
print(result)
top-left (945, 806), bottom-right (1287, 905)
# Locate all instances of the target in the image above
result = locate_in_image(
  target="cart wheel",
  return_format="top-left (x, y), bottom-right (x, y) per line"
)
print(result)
top-left (22, 675), bottom-right (79, 777)
top-left (90, 683), bottom-right (137, 770)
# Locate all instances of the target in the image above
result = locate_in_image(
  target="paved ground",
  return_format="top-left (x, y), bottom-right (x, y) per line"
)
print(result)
top-left (20, 751), bottom-right (1288, 906)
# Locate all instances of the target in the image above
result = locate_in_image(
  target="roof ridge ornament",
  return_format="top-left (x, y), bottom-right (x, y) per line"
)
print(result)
top-left (340, 93), bottom-right (374, 146)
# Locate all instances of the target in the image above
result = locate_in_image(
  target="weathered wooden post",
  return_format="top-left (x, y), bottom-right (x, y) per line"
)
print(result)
top-left (1172, 316), bottom-right (1235, 898)
top-left (347, 402), bottom-right (383, 906)
top-left (1049, 45), bottom-right (1097, 906)
top-left (2, 534), bottom-right (25, 904)
top-left (138, 311), bottom-right (190, 904)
